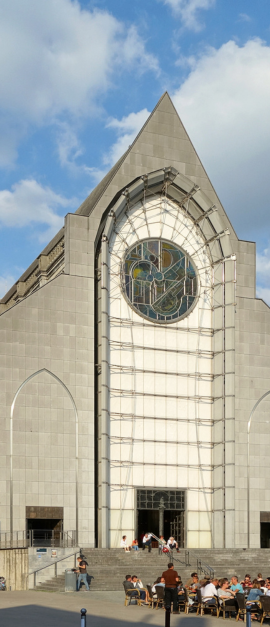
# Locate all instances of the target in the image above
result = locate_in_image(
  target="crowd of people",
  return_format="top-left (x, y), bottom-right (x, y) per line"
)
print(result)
top-left (123, 566), bottom-right (270, 618)
top-left (120, 534), bottom-right (179, 553)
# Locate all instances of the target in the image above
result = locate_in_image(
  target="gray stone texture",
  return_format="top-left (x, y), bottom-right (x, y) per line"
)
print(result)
top-left (1, 91), bottom-right (270, 549)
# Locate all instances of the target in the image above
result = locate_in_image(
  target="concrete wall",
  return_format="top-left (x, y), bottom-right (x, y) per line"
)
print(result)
top-left (0, 214), bottom-right (95, 546)
top-left (0, 548), bottom-right (28, 590)
top-left (28, 546), bottom-right (79, 588)
top-left (235, 292), bottom-right (270, 548)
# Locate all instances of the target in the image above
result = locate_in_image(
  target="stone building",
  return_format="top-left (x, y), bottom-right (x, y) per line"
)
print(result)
top-left (1, 92), bottom-right (270, 550)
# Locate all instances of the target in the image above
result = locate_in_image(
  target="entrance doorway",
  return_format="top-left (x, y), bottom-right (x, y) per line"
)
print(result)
top-left (27, 518), bottom-right (63, 546)
top-left (260, 512), bottom-right (270, 548)
top-left (261, 523), bottom-right (270, 548)
top-left (136, 489), bottom-right (185, 547)
top-left (26, 506), bottom-right (63, 547)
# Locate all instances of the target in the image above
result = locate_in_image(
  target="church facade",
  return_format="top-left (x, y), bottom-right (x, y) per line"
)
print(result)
top-left (1, 93), bottom-right (270, 550)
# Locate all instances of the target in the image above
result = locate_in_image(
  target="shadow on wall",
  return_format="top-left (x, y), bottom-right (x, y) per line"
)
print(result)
top-left (0, 606), bottom-right (211, 627)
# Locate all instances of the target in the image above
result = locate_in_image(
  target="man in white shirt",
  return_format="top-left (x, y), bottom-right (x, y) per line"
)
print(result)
top-left (142, 533), bottom-right (152, 553)
top-left (203, 579), bottom-right (219, 604)
top-left (131, 575), bottom-right (149, 603)
top-left (167, 536), bottom-right (179, 552)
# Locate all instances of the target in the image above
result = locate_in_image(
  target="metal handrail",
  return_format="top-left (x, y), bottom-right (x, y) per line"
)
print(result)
top-left (149, 532), bottom-right (190, 567)
top-left (0, 529), bottom-right (77, 549)
top-left (193, 554), bottom-right (214, 578)
top-left (30, 549), bottom-right (80, 588)
top-left (149, 532), bottom-right (214, 578)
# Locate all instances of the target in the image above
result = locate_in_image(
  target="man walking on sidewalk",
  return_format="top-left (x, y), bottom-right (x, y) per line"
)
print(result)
top-left (162, 562), bottom-right (179, 613)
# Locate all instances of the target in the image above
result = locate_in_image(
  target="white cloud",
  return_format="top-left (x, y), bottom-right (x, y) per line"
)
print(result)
top-left (172, 39), bottom-right (270, 238)
top-left (239, 13), bottom-right (252, 23)
top-left (0, 274), bottom-right (16, 298)
top-left (0, 0), bottom-right (158, 166)
top-left (0, 179), bottom-right (76, 241)
top-left (105, 109), bottom-right (150, 166)
top-left (162, 0), bottom-right (215, 30)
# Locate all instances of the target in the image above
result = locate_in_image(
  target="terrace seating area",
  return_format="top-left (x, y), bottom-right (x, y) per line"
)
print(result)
top-left (123, 571), bottom-right (270, 623)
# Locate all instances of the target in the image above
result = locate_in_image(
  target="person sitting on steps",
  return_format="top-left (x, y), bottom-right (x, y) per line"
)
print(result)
top-left (132, 539), bottom-right (139, 551)
top-left (167, 536), bottom-right (179, 552)
top-left (121, 535), bottom-right (131, 552)
top-left (142, 533), bottom-right (152, 552)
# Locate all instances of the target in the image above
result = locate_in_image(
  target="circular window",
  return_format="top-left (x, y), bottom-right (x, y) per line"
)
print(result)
top-left (122, 239), bottom-right (198, 323)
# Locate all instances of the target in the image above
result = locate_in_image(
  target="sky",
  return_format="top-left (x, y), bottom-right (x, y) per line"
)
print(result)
top-left (1, 0), bottom-right (270, 302)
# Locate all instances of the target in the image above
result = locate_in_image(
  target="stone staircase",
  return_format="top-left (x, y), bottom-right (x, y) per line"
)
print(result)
top-left (35, 548), bottom-right (270, 592)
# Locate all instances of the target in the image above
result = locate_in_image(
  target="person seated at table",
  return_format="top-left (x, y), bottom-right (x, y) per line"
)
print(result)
top-left (203, 578), bottom-right (219, 604)
top-left (198, 578), bottom-right (209, 597)
top-left (247, 581), bottom-right (265, 619)
top-left (230, 576), bottom-right (244, 594)
top-left (185, 572), bottom-right (198, 588)
top-left (123, 575), bottom-right (139, 601)
top-left (132, 538), bottom-right (139, 551)
top-left (152, 576), bottom-right (165, 597)
top-left (217, 578), bottom-right (237, 610)
top-left (260, 579), bottom-right (267, 594)
top-left (142, 533), bottom-right (152, 552)
top-left (185, 573), bottom-right (200, 590)
top-left (257, 573), bottom-right (263, 582)
top-left (266, 581), bottom-right (270, 596)
top-left (167, 536), bottom-right (179, 552)
top-left (131, 575), bottom-right (149, 604)
top-left (241, 574), bottom-right (252, 587)
top-left (121, 535), bottom-right (131, 551)
top-left (177, 579), bottom-right (184, 593)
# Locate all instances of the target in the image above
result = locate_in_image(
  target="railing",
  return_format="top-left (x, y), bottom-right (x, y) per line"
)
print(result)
top-left (0, 530), bottom-right (77, 549)
top-left (195, 556), bottom-right (214, 579)
top-left (149, 532), bottom-right (190, 567)
top-left (30, 549), bottom-right (80, 588)
top-left (149, 532), bottom-right (214, 578)
top-left (0, 531), bottom-right (28, 549)
top-left (28, 529), bottom-right (77, 548)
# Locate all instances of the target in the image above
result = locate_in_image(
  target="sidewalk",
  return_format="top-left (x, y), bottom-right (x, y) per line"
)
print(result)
top-left (0, 590), bottom-right (221, 627)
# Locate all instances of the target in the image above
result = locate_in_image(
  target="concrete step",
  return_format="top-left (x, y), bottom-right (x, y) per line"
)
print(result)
top-left (35, 548), bottom-right (270, 593)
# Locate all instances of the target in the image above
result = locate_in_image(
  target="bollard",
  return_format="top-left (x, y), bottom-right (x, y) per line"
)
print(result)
top-left (165, 605), bottom-right (170, 627)
top-left (81, 608), bottom-right (87, 627)
top-left (246, 606), bottom-right (251, 627)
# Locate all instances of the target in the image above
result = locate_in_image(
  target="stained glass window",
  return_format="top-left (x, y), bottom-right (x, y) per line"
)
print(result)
top-left (122, 239), bottom-right (198, 323)
top-left (137, 489), bottom-right (185, 510)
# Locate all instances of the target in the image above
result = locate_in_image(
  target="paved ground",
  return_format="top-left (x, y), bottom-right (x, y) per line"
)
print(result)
top-left (0, 590), bottom-right (231, 627)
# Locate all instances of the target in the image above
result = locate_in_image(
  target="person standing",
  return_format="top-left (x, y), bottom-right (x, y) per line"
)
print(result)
top-left (76, 556), bottom-right (89, 591)
top-left (162, 562), bottom-right (180, 613)
top-left (158, 536), bottom-right (167, 555)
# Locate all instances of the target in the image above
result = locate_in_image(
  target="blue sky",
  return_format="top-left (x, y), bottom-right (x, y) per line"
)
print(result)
top-left (1, 0), bottom-right (270, 301)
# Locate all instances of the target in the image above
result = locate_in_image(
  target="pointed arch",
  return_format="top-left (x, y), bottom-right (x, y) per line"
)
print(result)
top-left (10, 368), bottom-right (78, 539)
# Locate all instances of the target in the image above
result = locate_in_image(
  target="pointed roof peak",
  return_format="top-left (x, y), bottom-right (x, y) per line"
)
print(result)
top-left (76, 92), bottom-right (237, 239)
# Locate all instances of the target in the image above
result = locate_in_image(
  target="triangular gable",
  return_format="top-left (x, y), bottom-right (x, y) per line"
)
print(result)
top-left (77, 92), bottom-right (237, 240)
